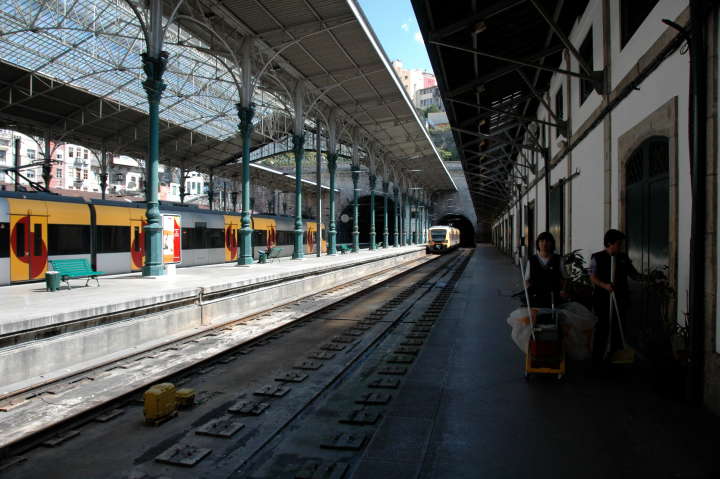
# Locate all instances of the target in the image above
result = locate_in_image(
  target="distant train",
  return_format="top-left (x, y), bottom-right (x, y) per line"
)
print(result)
top-left (0, 191), bottom-right (325, 285)
top-left (426, 225), bottom-right (460, 254)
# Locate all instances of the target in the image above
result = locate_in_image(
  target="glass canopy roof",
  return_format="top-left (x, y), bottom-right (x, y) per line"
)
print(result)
top-left (0, 0), bottom-right (283, 142)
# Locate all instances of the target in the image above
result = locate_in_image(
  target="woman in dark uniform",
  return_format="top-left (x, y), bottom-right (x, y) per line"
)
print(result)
top-left (524, 232), bottom-right (567, 308)
top-left (590, 229), bottom-right (641, 366)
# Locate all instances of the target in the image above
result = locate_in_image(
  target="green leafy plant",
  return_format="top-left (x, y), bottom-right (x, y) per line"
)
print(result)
top-left (562, 249), bottom-right (592, 307)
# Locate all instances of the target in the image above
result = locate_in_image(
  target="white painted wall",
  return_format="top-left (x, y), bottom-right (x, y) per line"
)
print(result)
top-left (493, 0), bottom-right (691, 330)
top-left (610, 0), bottom-right (689, 89)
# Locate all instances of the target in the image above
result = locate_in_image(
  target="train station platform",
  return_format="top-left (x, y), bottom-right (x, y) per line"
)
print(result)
top-left (0, 246), bottom-right (426, 397)
top-left (352, 245), bottom-right (719, 478)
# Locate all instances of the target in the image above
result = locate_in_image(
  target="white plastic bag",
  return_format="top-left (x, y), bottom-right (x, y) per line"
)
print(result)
top-left (506, 307), bottom-right (532, 354)
top-left (558, 302), bottom-right (597, 360)
top-left (506, 307), bottom-right (553, 354)
top-left (506, 303), bottom-right (597, 359)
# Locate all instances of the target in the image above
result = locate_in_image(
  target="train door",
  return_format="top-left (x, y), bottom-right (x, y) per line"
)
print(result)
top-left (10, 214), bottom-right (48, 282)
top-left (225, 216), bottom-right (239, 261)
top-left (130, 219), bottom-right (145, 271)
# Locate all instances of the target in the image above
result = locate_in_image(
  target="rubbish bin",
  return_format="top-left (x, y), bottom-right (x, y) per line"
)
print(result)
top-left (258, 251), bottom-right (267, 264)
top-left (46, 271), bottom-right (60, 292)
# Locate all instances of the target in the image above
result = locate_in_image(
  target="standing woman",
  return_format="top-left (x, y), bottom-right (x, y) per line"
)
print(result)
top-left (524, 232), bottom-right (567, 308)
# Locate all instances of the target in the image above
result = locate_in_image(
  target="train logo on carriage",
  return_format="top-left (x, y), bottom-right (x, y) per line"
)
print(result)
top-left (225, 225), bottom-right (238, 259)
top-left (10, 215), bottom-right (47, 279)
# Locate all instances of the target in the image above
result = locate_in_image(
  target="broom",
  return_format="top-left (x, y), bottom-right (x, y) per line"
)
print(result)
top-left (606, 256), bottom-right (635, 364)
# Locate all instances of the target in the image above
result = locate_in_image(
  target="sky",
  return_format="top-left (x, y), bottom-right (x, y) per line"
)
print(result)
top-left (356, 0), bottom-right (433, 73)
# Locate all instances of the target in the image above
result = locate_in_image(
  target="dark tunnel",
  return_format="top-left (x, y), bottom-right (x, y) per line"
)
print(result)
top-left (437, 214), bottom-right (476, 247)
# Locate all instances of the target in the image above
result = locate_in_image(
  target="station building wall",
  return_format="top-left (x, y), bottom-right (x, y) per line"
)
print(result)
top-left (490, 1), bottom-right (720, 411)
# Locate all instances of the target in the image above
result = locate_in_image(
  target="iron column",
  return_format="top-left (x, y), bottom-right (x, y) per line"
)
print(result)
top-left (141, 49), bottom-right (168, 277)
top-left (393, 186), bottom-right (400, 247)
top-left (382, 181), bottom-right (389, 248)
top-left (293, 133), bottom-right (305, 259)
top-left (237, 108), bottom-right (255, 264)
top-left (352, 169), bottom-right (360, 252)
top-left (327, 153), bottom-right (338, 255)
top-left (369, 174), bottom-right (377, 250)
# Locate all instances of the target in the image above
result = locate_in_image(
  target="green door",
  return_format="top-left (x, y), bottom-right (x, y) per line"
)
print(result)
top-left (625, 136), bottom-right (670, 343)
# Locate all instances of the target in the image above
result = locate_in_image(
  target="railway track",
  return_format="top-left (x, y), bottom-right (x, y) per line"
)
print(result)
top-left (0, 249), bottom-right (473, 478)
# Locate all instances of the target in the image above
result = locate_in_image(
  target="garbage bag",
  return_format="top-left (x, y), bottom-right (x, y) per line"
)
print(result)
top-left (506, 307), bottom-right (551, 354)
top-left (557, 302), bottom-right (597, 360)
top-left (506, 302), bottom-right (596, 360)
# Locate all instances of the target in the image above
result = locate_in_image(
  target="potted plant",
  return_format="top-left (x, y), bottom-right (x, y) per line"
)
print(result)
top-left (562, 249), bottom-right (593, 308)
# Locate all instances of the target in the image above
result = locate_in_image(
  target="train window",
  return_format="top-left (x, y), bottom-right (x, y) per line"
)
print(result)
top-left (96, 226), bottom-right (131, 253)
top-left (0, 223), bottom-right (9, 258)
top-left (47, 224), bottom-right (90, 255)
top-left (33, 224), bottom-right (42, 256)
top-left (252, 229), bottom-right (267, 247)
top-left (16, 222), bottom-right (25, 257)
top-left (133, 226), bottom-right (141, 252)
top-left (207, 228), bottom-right (224, 248)
top-left (277, 230), bottom-right (293, 245)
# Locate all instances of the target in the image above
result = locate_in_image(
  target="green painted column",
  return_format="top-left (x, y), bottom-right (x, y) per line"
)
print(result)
top-left (382, 181), bottom-right (389, 248)
top-left (293, 134), bottom-right (305, 259)
top-left (414, 197), bottom-right (420, 244)
top-left (410, 196), bottom-right (415, 244)
top-left (141, 51), bottom-right (168, 277)
top-left (237, 104), bottom-right (254, 265)
top-left (327, 153), bottom-right (338, 255)
top-left (352, 170), bottom-right (360, 252)
top-left (369, 174), bottom-right (377, 250)
top-left (400, 191), bottom-right (407, 246)
top-left (393, 186), bottom-right (400, 247)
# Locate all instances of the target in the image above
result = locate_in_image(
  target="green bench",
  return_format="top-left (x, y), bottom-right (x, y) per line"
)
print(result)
top-left (338, 244), bottom-right (352, 254)
top-left (49, 259), bottom-right (104, 289)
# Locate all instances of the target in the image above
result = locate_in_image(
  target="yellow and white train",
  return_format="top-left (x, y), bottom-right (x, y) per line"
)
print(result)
top-left (0, 190), bottom-right (325, 285)
top-left (426, 225), bottom-right (460, 254)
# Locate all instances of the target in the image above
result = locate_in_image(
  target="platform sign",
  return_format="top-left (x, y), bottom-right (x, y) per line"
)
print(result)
top-left (162, 214), bottom-right (182, 264)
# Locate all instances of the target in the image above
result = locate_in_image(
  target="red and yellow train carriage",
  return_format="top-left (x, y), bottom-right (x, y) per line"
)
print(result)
top-left (0, 191), bottom-right (327, 285)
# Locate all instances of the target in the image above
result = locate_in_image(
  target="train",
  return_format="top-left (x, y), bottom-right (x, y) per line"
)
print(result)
top-left (426, 225), bottom-right (460, 254)
top-left (0, 190), bottom-right (326, 285)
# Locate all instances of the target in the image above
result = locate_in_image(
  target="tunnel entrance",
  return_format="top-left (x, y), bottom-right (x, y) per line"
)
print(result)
top-left (437, 214), bottom-right (476, 247)
top-left (338, 195), bottom-right (396, 245)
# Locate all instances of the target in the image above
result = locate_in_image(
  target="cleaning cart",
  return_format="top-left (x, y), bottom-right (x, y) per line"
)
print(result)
top-left (520, 261), bottom-right (566, 380)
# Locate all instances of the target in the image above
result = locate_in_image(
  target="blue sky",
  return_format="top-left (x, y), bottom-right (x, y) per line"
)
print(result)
top-left (357, 0), bottom-right (433, 73)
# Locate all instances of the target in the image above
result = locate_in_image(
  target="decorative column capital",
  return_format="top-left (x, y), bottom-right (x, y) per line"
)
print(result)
top-left (327, 152), bottom-right (337, 173)
top-left (237, 103), bottom-right (255, 137)
top-left (292, 134), bottom-right (305, 155)
top-left (141, 51), bottom-right (168, 102)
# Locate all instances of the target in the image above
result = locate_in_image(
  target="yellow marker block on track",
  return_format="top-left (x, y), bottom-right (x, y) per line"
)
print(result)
top-left (143, 383), bottom-right (177, 423)
top-left (175, 388), bottom-right (196, 408)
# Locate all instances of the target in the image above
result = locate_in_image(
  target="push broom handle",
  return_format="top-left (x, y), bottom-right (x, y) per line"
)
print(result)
top-left (611, 291), bottom-right (628, 349)
top-left (605, 256), bottom-right (617, 358)
top-left (519, 259), bottom-right (536, 341)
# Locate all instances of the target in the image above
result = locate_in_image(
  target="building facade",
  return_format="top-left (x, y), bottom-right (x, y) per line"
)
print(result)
top-left (489, 0), bottom-right (720, 413)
